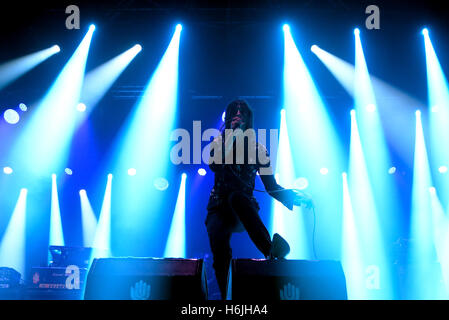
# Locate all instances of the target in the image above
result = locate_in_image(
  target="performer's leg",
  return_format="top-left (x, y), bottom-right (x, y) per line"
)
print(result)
top-left (206, 212), bottom-right (232, 300)
top-left (228, 192), bottom-right (272, 258)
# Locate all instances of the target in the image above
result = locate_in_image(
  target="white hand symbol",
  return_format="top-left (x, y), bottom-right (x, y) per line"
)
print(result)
top-left (130, 280), bottom-right (151, 300)
top-left (280, 283), bottom-right (300, 300)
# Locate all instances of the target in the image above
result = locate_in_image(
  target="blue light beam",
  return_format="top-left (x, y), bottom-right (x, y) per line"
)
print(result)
top-left (91, 174), bottom-right (113, 259)
top-left (79, 189), bottom-right (98, 247)
top-left (354, 30), bottom-right (400, 258)
top-left (341, 173), bottom-right (365, 299)
top-left (348, 110), bottom-right (393, 299)
top-left (423, 30), bottom-right (449, 205)
top-left (105, 26), bottom-right (181, 248)
top-left (50, 174), bottom-right (64, 247)
top-left (9, 26), bottom-right (94, 177)
top-left (408, 111), bottom-right (444, 299)
top-left (164, 173), bottom-right (187, 258)
top-left (79, 44), bottom-right (142, 116)
top-left (312, 45), bottom-right (422, 166)
top-left (270, 109), bottom-right (310, 259)
top-left (0, 45), bottom-right (60, 90)
top-left (0, 189), bottom-right (27, 276)
top-left (429, 187), bottom-right (449, 297)
top-left (283, 26), bottom-right (344, 258)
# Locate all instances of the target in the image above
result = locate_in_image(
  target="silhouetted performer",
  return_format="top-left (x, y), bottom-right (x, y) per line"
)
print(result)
top-left (206, 100), bottom-right (313, 299)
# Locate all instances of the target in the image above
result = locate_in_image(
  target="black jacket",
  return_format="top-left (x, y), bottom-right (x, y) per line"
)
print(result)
top-left (207, 136), bottom-right (296, 213)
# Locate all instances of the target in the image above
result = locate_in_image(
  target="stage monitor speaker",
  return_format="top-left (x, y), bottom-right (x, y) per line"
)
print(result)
top-left (24, 266), bottom-right (88, 300)
top-left (0, 267), bottom-right (23, 299)
top-left (84, 258), bottom-right (207, 300)
top-left (226, 259), bottom-right (347, 300)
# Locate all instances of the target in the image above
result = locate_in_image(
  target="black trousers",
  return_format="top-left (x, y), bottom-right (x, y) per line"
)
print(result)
top-left (205, 191), bottom-right (272, 299)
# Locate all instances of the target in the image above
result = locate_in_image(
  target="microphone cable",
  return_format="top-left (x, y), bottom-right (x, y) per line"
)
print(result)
top-left (227, 165), bottom-right (318, 260)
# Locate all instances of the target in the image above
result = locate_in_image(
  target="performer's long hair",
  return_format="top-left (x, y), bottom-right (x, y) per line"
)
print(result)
top-left (222, 99), bottom-right (254, 133)
top-left (218, 100), bottom-right (255, 165)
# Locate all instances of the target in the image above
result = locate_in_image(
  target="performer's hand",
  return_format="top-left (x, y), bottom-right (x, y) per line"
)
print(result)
top-left (293, 190), bottom-right (314, 209)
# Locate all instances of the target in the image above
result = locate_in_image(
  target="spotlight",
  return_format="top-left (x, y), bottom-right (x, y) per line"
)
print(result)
top-left (19, 103), bottom-right (27, 112)
top-left (294, 177), bottom-right (309, 190)
top-left (354, 28), bottom-right (360, 36)
top-left (198, 168), bottom-right (206, 176)
top-left (65, 168), bottom-right (73, 175)
top-left (311, 45), bottom-right (318, 53)
top-left (342, 172), bottom-right (347, 179)
top-left (181, 173), bottom-right (187, 180)
top-left (77, 103), bottom-right (86, 112)
top-left (283, 24), bottom-right (290, 32)
top-left (431, 105), bottom-right (438, 113)
top-left (388, 166), bottom-right (397, 174)
top-left (280, 109), bottom-right (286, 116)
top-left (429, 186), bottom-right (436, 194)
top-left (89, 24), bottom-right (96, 32)
top-left (350, 109), bottom-right (356, 117)
top-left (176, 24), bottom-right (183, 32)
top-left (3, 167), bottom-right (13, 175)
top-left (3, 109), bottom-right (20, 124)
top-left (134, 44), bottom-right (142, 52)
top-left (416, 110), bottom-right (421, 117)
top-left (222, 111), bottom-right (226, 122)
top-left (128, 168), bottom-right (137, 176)
top-left (422, 28), bottom-right (429, 36)
top-left (107, 173), bottom-right (113, 180)
top-left (154, 177), bottom-right (169, 191)
top-left (79, 189), bottom-right (86, 196)
top-left (52, 45), bottom-right (61, 53)
top-left (438, 166), bottom-right (448, 174)
top-left (320, 167), bottom-right (329, 175)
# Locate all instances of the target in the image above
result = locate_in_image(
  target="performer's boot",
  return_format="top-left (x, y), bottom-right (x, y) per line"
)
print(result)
top-left (268, 233), bottom-right (290, 259)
